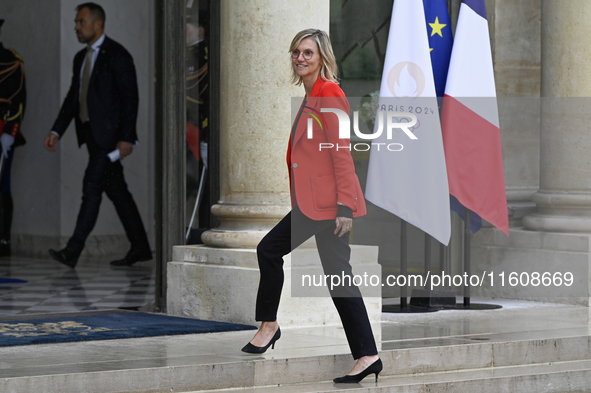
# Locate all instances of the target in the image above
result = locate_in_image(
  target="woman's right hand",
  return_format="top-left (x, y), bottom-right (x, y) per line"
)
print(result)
top-left (335, 216), bottom-right (352, 237)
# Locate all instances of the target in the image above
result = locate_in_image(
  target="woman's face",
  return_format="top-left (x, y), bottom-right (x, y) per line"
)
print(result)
top-left (292, 38), bottom-right (322, 80)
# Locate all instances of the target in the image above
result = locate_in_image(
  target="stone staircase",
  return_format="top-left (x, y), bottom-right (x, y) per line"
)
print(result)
top-left (189, 335), bottom-right (591, 393)
top-left (197, 360), bottom-right (591, 393)
top-left (1, 301), bottom-right (590, 393)
top-left (2, 332), bottom-right (589, 392)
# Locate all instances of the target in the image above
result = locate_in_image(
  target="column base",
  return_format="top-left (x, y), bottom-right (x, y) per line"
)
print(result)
top-left (201, 202), bottom-right (290, 248)
top-left (524, 191), bottom-right (591, 232)
top-left (470, 227), bottom-right (591, 306)
top-left (523, 214), bottom-right (591, 232)
top-left (167, 245), bottom-right (382, 327)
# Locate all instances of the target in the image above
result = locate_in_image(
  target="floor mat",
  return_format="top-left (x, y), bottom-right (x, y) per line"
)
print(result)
top-left (0, 312), bottom-right (256, 346)
top-left (0, 278), bottom-right (27, 284)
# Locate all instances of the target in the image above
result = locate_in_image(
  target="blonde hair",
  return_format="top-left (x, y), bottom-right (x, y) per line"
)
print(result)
top-left (289, 29), bottom-right (339, 86)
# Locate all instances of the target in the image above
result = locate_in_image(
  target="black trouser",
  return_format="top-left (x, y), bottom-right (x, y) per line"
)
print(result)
top-left (0, 149), bottom-right (14, 242)
top-left (255, 206), bottom-right (378, 360)
top-left (67, 124), bottom-right (150, 254)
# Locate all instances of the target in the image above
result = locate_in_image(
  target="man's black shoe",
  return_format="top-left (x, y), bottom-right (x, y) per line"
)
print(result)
top-left (110, 249), bottom-right (152, 266)
top-left (0, 239), bottom-right (11, 257)
top-left (49, 248), bottom-right (81, 268)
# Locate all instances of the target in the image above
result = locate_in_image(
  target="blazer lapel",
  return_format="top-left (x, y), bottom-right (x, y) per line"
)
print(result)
top-left (292, 77), bottom-right (325, 147)
top-left (90, 37), bottom-right (110, 85)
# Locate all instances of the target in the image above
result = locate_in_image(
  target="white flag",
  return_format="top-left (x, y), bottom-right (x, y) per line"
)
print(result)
top-left (365, 0), bottom-right (451, 245)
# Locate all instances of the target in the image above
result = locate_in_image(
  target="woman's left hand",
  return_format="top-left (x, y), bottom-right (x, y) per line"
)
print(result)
top-left (335, 216), bottom-right (353, 237)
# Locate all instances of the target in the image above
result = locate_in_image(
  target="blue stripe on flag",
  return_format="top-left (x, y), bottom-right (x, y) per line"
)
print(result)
top-left (463, 0), bottom-right (487, 19)
top-left (423, 0), bottom-right (453, 98)
top-left (450, 195), bottom-right (483, 233)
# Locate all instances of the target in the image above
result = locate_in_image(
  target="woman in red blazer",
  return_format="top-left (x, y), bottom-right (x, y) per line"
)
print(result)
top-left (241, 29), bottom-right (381, 384)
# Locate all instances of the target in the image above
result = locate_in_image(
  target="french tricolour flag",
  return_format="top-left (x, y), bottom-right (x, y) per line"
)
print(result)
top-left (441, 0), bottom-right (509, 236)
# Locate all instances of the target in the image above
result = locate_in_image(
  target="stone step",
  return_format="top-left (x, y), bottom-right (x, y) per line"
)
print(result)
top-left (193, 359), bottom-right (591, 393)
top-left (1, 333), bottom-right (589, 393)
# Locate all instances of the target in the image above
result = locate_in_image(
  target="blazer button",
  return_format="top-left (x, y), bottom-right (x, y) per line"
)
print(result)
top-left (293, 163), bottom-right (298, 168)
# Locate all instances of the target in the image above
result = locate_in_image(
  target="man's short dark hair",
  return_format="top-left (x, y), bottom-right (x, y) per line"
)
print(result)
top-left (76, 3), bottom-right (106, 25)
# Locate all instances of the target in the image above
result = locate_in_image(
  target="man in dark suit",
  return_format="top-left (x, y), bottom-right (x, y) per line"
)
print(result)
top-left (44, 3), bottom-right (151, 268)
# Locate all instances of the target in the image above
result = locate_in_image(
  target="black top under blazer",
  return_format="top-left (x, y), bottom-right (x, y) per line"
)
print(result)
top-left (52, 36), bottom-right (139, 150)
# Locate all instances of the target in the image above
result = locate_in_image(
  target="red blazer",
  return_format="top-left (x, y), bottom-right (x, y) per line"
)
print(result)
top-left (287, 77), bottom-right (367, 220)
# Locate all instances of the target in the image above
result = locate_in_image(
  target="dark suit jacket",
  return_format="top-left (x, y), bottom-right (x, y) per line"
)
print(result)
top-left (52, 36), bottom-right (139, 150)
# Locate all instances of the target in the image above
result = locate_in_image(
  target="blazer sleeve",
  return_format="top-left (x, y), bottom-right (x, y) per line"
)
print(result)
top-left (112, 48), bottom-right (139, 143)
top-left (319, 82), bottom-right (359, 213)
top-left (51, 55), bottom-right (81, 136)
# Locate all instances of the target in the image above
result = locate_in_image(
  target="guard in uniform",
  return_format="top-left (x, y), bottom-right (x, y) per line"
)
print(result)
top-left (185, 14), bottom-right (210, 231)
top-left (186, 15), bottom-right (208, 144)
top-left (0, 19), bottom-right (26, 257)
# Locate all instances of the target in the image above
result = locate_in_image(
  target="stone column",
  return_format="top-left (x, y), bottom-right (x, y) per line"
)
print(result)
top-left (201, 0), bottom-right (328, 248)
top-left (467, 1), bottom-right (591, 306)
top-left (469, 0), bottom-right (591, 307)
top-left (489, 0), bottom-right (541, 226)
top-left (523, 0), bottom-right (591, 232)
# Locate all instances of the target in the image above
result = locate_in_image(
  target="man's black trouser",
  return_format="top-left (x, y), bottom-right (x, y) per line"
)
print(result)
top-left (67, 123), bottom-right (150, 254)
top-left (255, 205), bottom-right (378, 360)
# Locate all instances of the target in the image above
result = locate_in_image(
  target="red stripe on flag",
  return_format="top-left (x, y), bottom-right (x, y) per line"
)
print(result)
top-left (442, 95), bottom-right (508, 235)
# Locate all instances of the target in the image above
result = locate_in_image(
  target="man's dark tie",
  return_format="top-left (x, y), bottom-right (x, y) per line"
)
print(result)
top-left (79, 46), bottom-right (93, 122)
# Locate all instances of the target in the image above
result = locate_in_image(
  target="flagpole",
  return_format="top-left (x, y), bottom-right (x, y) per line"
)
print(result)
top-left (450, 207), bottom-right (501, 310)
top-left (424, 232), bottom-right (431, 288)
top-left (382, 219), bottom-right (438, 313)
top-left (408, 231), bottom-right (455, 308)
top-left (400, 220), bottom-right (407, 308)
top-left (463, 208), bottom-right (471, 307)
top-left (440, 242), bottom-right (445, 288)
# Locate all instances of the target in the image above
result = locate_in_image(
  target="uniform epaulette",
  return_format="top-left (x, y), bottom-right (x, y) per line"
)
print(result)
top-left (8, 48), bottom-right (24, 62)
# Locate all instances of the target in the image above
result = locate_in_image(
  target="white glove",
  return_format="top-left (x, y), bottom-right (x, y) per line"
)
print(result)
top-left (200, 141), bottom-right (208, 169)
top-left (0, 134), bottom-right (15, 157)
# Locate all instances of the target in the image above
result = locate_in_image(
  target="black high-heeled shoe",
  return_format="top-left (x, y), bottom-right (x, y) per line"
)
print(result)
top-left (333, 358), bottom-right (383, 384)
top-left (241, 327), bottom-right (281, 354)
